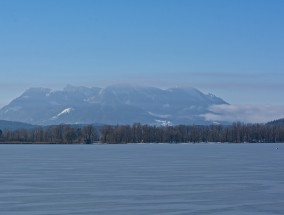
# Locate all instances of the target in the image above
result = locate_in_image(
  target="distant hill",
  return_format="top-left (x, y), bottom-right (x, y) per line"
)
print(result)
top-left (0, 120), bottom-right (36, 130)
top-left (0, 85), bottom-right (228, 125)
top-left (267, 118), bottom-right (284, 125)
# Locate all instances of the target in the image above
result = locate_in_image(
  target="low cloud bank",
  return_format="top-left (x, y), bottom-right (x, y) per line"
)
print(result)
top-left (202, 104), bottom-right (284, 123)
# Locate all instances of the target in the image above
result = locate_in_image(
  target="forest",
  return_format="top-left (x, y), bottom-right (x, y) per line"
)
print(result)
top-left (1, 122), bottom-right (284, 144)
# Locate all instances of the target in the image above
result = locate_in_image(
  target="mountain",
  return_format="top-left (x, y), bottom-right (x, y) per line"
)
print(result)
top-left (267, 118), bottom-right (284, 125)
top-left (0, 120), bottom-right (36, 130)
top-left (0, 85), bottom-right (228, 125)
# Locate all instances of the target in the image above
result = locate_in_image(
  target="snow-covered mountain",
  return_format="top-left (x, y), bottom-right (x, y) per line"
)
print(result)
top-left (0, 85), bottom-right (228, 125)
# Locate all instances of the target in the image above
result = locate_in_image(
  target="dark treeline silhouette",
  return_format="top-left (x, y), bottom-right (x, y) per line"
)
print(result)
top-left (100, 122), bottom-right (284, 144)
top-left (1, 122), bottom-right (284, 144)
top-left (0, 124), bottom-right (99, 144)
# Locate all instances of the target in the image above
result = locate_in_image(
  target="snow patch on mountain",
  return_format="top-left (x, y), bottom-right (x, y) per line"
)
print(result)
top-left (46, 89), bottom-right (57, 97)
top-left (51, 107), bottom-right (74, 120)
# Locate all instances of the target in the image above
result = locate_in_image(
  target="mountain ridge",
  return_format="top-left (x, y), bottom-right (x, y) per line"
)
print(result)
top-left (0, 120), bottom-right (36, 130)
top-left (0, 85), bottom-right (228, 125)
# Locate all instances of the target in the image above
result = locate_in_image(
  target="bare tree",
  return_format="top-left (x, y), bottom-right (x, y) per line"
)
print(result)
top-left (82, 125), bottom-right (96, 144)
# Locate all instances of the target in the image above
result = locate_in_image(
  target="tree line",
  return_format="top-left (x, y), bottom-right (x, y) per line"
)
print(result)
top-left (0, 124), bottom-right (99, 144)
top-left (1, 122), bottom-right (284, 144)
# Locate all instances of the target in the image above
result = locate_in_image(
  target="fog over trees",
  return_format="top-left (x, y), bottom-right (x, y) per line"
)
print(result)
top-left (1, 122), bottom-right (284, 144)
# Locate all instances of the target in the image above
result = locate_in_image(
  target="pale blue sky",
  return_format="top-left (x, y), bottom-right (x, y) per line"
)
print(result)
top-left (0, 0), bottom-right (283, 107)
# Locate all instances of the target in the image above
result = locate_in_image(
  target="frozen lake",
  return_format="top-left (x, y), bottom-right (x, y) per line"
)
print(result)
top-left (0, 143), bottom-right (283, 215)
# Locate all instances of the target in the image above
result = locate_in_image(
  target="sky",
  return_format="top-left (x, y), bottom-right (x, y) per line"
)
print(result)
top-left (0, 0), bottom-right (284, 114)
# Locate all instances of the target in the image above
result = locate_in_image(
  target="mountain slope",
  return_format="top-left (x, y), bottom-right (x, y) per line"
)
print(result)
top-left (0, 120), bottom-right (36, 130)
top-left (0, 85), bottom-right (228, 125)
top-left (267, 118), bottom-right (284, 125)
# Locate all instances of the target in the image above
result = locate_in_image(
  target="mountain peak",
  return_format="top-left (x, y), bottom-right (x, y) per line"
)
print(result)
top-left (22, 87), bottom-right (51, 96)
top-left (63, 84), bottom-right (94, 92)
